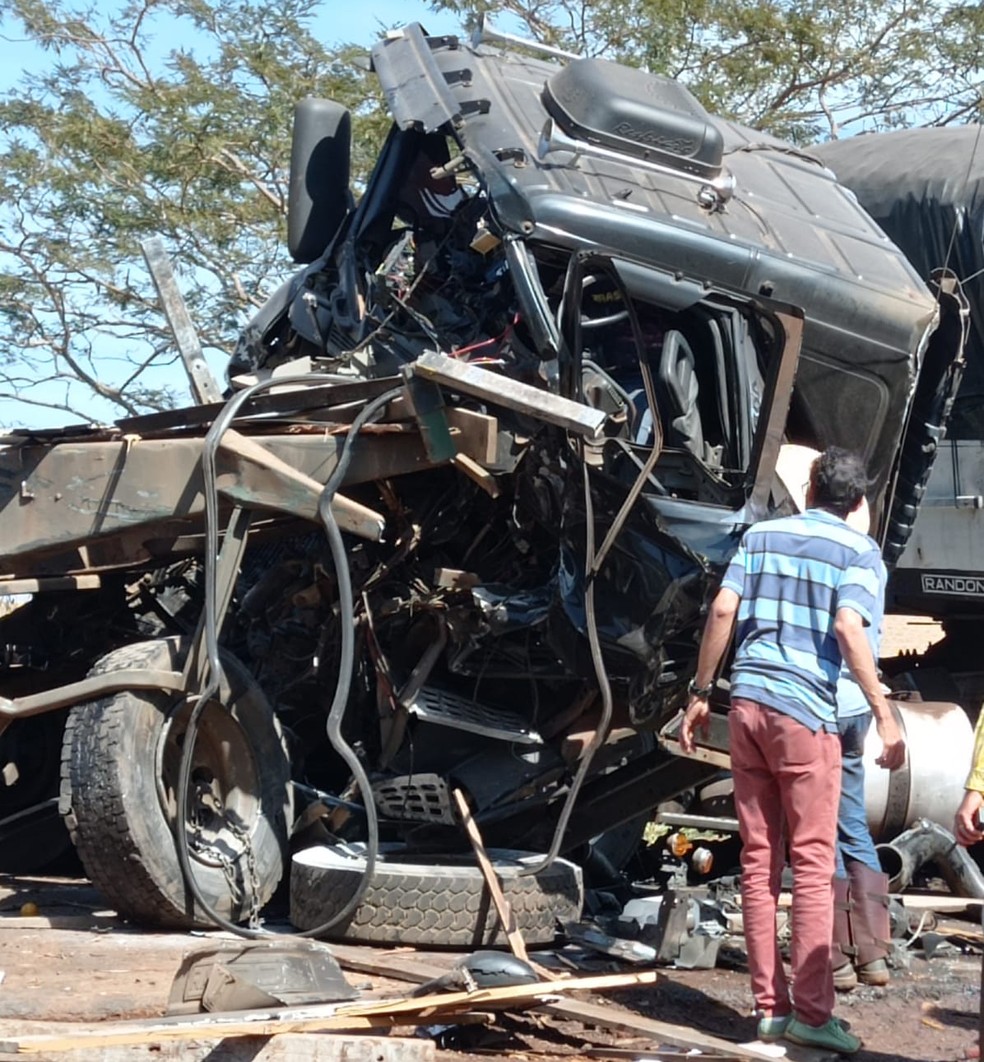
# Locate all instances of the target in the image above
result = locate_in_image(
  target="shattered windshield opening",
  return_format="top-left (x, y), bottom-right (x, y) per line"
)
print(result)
top-left (558, 257), bottom-right (768, 509)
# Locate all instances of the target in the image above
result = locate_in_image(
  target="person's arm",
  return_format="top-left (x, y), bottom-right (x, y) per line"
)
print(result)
top-left (955, 711), bottom-right (984, 846)
top-left (680, 587), bottom-right (739, 754)
top-left (834, 606), bottom-right (905, 770)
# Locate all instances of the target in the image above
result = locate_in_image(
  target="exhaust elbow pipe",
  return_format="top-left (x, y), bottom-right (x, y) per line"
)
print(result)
top-left (876, 817), bottom-right (984, 899)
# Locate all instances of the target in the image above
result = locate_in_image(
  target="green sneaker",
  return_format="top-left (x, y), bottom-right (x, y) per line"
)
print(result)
top-left (756, 1014), bottom-right (792, 1041)
top-left (784, 1016), bottom-right (862, 1054)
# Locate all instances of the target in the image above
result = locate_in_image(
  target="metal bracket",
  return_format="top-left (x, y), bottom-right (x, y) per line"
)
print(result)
top-left (410, 350), bottom-right (605, 438)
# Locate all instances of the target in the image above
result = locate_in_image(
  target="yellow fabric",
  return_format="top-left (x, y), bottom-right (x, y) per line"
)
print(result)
top-left (967, 709), bottom-right (984, 793)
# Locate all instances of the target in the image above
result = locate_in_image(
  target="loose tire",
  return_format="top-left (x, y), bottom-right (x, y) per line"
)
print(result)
top-left (290, 843), bottom-right (583, 947)
top-left (60, 638), bottom-right (293, 929)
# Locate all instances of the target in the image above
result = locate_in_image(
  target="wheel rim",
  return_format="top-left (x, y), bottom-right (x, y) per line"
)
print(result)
top-left (156, 698), bottom-right (262, 869)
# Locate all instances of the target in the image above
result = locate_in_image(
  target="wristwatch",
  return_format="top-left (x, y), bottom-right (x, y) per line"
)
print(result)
top-left (687, 678), bottom-right (714, 699)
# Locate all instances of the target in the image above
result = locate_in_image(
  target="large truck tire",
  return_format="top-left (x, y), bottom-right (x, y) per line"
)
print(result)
top-left (290, 843), bottom-right (583, 947)
top-left (59, 638), bottom-right (293, 929)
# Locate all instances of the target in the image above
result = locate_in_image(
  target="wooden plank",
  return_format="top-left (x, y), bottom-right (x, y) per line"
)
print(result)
top-left (218, 429), bottom-right (385, 541)
top-left (328, 945), bottom-right (831, 1062)
top-left (899, 894), bottom-right (982, 916)
top-left (452, 787), bottom-right (529, 964)
top-left (452, 453), bottom-right (500, 497)
top-left (328, 943), bottom-right (456, 984)
top-left (0, 1015), bottom-right (412, 1054)
top-left (539, 997), bottom-right (834, 1062)
top-left (1, 970), bottom-right (658, 1055)
top-left (446, 407), bottom-right (498, 465)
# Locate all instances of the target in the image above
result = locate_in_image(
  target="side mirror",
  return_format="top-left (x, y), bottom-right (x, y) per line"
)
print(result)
top-left (287, 98), bottom-right (353, 263)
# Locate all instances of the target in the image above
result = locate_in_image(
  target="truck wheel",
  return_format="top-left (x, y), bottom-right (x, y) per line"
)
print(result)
top-left (60, 638), bottom-right (293, 929)
top-left (290, 843), bottom-right (583, 947)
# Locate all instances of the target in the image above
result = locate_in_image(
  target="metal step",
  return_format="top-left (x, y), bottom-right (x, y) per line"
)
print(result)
top-left (372, 774), bottom-right (454, 825)
top-left (407, 686), bottom-right (543, 745)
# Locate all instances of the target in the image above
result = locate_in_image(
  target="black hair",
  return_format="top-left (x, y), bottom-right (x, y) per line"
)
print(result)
top-left (809, 446), bottom-right (868, 518)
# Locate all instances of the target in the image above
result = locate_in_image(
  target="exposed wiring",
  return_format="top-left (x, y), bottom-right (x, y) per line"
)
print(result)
top-left (451, 312), bottom-right (520, 358)
top-left (905, 908), bottom-right (931, 948)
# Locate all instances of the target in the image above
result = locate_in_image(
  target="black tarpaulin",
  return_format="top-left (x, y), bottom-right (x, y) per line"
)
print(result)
top-left (815, 127), bottom-right (984, 435)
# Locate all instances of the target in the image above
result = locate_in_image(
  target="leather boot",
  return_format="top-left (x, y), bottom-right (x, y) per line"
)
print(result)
top-left (831, 874), bottom-right (858, 991)
top-left (847, 863), bottom-right (891, 986)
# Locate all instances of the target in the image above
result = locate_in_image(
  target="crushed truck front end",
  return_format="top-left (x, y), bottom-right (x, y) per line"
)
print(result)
top-left (0, 24), bottom-right (964, 932)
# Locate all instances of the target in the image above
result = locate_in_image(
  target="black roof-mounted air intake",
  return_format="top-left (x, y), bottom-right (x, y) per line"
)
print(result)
top-left (542, 58), bottom-right (724, 180)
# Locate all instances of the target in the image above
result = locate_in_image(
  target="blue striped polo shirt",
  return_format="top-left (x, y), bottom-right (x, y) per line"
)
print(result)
top-left (835, 557), bottom-right (887, 719)
top-left (721, 508), bottom-right (883, 732)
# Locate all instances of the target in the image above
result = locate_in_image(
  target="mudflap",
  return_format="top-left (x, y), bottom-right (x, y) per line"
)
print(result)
top-left (167, 940), bottom-right (357, 1014)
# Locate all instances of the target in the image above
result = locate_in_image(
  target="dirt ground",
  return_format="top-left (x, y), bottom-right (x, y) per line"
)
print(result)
top-left (633, 933), bottom-right (982, 1062)
top-left (0, 874), bottom-right (979, 1062)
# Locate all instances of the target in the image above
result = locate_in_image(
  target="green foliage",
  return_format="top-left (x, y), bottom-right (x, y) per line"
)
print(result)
top-left (0, 0), bottom-right (385, 422)
top-left (437, 0), bottom-right (984, 141)
top-left (2, 0), bottom-right (982, 424)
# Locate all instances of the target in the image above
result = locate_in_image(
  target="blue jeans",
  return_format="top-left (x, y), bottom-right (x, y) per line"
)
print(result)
top-left (836, 711), bottom-right (881, 876)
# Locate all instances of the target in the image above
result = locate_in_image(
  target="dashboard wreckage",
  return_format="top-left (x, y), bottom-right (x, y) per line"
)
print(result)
top-left (0, 22), bottom-right (971, 944)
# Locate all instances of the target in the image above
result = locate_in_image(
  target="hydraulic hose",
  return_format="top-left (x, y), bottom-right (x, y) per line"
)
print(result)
top-left (520, 459), bottom-right (614, 876)
top-left (173, 374), bottom-right (401, 940)
top-left (520, 362), bottom-right (664, 876)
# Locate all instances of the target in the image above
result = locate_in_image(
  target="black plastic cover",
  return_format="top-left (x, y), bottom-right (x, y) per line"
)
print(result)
top-left (542, 58), bottom-right (724, 178)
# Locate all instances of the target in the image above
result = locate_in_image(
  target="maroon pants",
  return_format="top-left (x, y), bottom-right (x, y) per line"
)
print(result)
top-left (729, 698), bottom-right (841, 1026)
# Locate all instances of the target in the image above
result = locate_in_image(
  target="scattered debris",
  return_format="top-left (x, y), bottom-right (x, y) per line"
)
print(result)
top-left (0, 18), bottom-right (981, 1062)
top-left (0, 19), bottom-right (968, 948)
top-left (410, 951), bottom-right (539, 996)
top-left (563, 921), bottom-right (658, 965)
top-left (167, 940), bottom-right (356, 1015)
top-left (0, 968), bottom-right (659, 1055)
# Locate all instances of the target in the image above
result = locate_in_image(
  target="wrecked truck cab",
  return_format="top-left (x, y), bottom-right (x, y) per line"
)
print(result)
top-left (0, 23), bottom-right (966, 938)
top-left (249, 24), bottom-right (941, 525)
top-left (237, 24), bottom-right (953, 709)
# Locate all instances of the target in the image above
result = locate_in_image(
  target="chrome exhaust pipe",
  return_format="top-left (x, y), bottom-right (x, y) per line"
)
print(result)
top-left (470, 14), bottom-right (581, 62)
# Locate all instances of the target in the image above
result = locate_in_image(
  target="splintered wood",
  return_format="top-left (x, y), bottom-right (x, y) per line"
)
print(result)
top-left (0, 969), bottom-right (658, 1055)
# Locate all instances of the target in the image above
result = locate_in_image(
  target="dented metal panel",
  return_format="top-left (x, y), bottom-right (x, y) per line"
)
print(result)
top-left (0, 428), bottom-right (443, 571)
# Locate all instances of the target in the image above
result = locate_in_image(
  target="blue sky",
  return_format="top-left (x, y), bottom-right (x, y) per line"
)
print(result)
top-left (316, 1), bottom-right (462, 48)
top-left (0, 2), bottom-right (465, 88)
top-left (0, 2), bottom-right (469, 429)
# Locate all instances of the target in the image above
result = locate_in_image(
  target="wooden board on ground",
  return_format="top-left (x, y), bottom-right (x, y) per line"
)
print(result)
top-left (0, 969), bottom-right (657, 1055)
top-left (540, 997), bottom-right (835, 1062)
top-left (328, 944), bottom-right (833, 1062)
top-left (452, 787), bottom-right (529, 964)
top-left (0, 1033), bottom-right (433, 1062)
top-left (900, 894), bottom-right (983, 917)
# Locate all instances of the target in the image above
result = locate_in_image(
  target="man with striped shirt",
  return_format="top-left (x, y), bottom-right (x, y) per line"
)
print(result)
top-left (680, 447), bottom-right (905, 1055)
